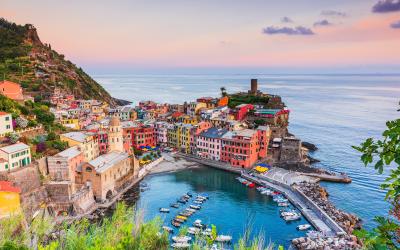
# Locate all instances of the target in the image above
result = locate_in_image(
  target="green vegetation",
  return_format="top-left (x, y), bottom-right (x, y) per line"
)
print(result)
top-left (228, 94), bottom-right (270, 108)
top-left (353, 105), bottom-right (400, 249)
top-left (0, 203), bottom-right (279, 250)
top-left (0, 18), bottom-right (117, 105)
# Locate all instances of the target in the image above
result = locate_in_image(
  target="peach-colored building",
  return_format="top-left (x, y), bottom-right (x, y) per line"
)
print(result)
top-left (0, 80), bottom-right (24, 101)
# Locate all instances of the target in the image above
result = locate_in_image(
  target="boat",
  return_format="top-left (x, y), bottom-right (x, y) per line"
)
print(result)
top-left (179, 211), bottom-right (192, 217)
top-left (278, 202), bottom-right (289, 207)
top-left (194, 200), bottom-right (203, 204)
top-left (162, 226), bottom-right (173, 233)
top-left (172, 220), bottom-right (181, 227)
top-left (284, 214), bottom-right (301, 221)
top-left (215, 235), bottom-right (232, 242)
top-left (177, 199), bottom-right (187, 204)
top-left (188, 227), bottom-right (200, 235)
top-left (246, 182), bottom-right (255, 188)
top-left (280, 210), bottom-right (298, 217)
top-left (297, 224), bottom-right (312, 231)
top-left (186, 208), bottom-right (196, 213)
top-left (190, 205), bottom-right (201, 210)
top-left (159, 208), bottom-right (170, 213)
top-left (171, 242), bottom-right (190, 248)
top-left (193, 219), bottom-right (206, 229)
top-left (176, 215), bottom-right (187, 220)
top-left (256, 186), bottom-right (266, 191)
top-left (170, 203), bottom-right (180, 208)
top-left (172, 235), bottom-right (192, 243)
top-left (174, 218), bottom-right (185, 223)
top-left (202, 228), bottom-right (212, 236)
top-left (186, 192), bottom-right (193, 197)
top-left (261, 189), bottom-right (272, 195)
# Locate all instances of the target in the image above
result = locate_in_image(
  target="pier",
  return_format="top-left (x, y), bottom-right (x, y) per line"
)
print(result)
top-left (176, 153), bottom-right (347, 237)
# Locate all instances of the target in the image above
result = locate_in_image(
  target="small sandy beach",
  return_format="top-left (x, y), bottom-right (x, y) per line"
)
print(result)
top-left (149, 153), bottom-right (201, 174)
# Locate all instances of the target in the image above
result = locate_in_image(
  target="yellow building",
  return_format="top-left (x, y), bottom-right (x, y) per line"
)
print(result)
top-left (60, 118), bottom-right (80, 130)
top-left (167, 124), bottom-right (180, 149)
top-left (180, 115), bottom-right (198, 125)
top-left (0, 181), bottom-right (21, 219)
top-left (178, 124), bottom-right (193, 154)
top-left (60, 131), bottom-right (100, 161)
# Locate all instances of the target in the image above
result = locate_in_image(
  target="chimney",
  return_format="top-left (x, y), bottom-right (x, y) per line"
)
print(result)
top-left (250, 79), bottom-right (258, 95)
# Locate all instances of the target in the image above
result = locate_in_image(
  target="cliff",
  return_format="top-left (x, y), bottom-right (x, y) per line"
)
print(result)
top-left (0, 18), bottom-right (126, 106)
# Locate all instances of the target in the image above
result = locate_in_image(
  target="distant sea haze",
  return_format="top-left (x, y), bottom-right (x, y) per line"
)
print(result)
top-left (94, 73), bottom-right (399, 229)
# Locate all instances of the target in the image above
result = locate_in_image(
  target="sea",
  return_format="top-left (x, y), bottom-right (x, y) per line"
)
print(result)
top-left (93, 73), bottom-right (399, 246)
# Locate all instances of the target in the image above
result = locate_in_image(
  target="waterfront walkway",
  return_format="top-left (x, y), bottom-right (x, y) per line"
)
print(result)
top-left (176, 153), bottom-right (347, 237)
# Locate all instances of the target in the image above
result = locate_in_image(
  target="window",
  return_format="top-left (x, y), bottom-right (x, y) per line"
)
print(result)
top-left (86, 167), bottom-right (92, 172)
top-left (5, 116), bottom-right (9, 121)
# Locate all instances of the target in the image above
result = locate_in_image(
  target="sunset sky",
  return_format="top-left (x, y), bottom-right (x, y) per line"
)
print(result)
top-left (2, 0), bottom-right (400, 73)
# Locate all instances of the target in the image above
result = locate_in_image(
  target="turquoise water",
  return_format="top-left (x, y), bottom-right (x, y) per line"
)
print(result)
top-left (93, 73), bottom-right (399, 242)
top-left (138, 167), bottom-right (308, 247)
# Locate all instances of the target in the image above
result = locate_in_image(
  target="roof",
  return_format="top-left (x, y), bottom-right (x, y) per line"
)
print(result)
top-left (61, 132), bottom-right (90, 143)
top-left (57, 146), bottom-right (82, 160)
top-left (257, 126), bottom-right (270, 131)
top-left (222, 129), bottom-right (256, 139)
top-left (0, 143), bottom-right (29, 154)
top-left (0, 112), bottom-right (10, 116)
top-left (0, 80), bottom-right (20, 87)
top-left (172, 112), bottom-right (184, 118)
top-left (199, 127), bottom-right (228, 139)
top-left (110, 116), bottom-right (121, 126)
top-left (0, 181), bottom-right (21, 193)
top-left (121, 121), bottom-right (139, 129)
top-left (89, 151), bottom-right (129, 174)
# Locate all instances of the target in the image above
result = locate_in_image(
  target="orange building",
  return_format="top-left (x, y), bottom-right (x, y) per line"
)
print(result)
top-left (218, 96), bottom-right (229, 107)
top-left (0, 80), bottom-right (24, 101)
top-left (0, 181), bottom-right (21, 218)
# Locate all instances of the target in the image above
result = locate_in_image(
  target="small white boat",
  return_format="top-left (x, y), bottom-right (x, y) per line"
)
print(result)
top-left (172, 235), bottom-right (192, 243)
top-left (190, 205), bottom-right (201, 210)
top-left (159, 208), bottom-right (170, 213)
top-left (194, 200), bottom-right (203, 204)
top-left (202, 228), bottom-right (212, 236)
top-left (261, 189), bottom-right (272, 195)
top-left (186, 208), bottom-right (196, 213)
top-left (278, 202), bottom-right (289, 207)
top-left (162, 226), bottom-right (173, 233)
top-left (284, 214), bottom-right (301, 221)
top-left (297, 224), bottom-right (311, 231)
top-left (280, 210), bottom-right (298, 217)
top-left (193, 219), bottom-right (205, 228)
top-left (215, 235), bottom-right (232, 242)
top-left (171, 242), bottom-right (190, 248)
top-left (188, 227), bottom-right (200, 235)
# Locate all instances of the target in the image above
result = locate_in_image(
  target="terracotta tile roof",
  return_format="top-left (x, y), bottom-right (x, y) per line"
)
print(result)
top-left (172, 112), bottom-right (184, 118)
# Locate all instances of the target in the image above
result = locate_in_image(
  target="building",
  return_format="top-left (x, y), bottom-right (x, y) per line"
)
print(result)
top-left (0, 112), bottom-right (13, 136)
top-left (221, 129), bottom-right (264, 168)
top-left (0, 181), bottom-right (21, 219)
top-left (178, 123), bottom-right (193, 154)
top-left (60, 118), bottom-right (80, 130)
top-left (128, 126), bottom-right (156, 149)
top-left (154, 122), bottom-right (169, 145)
top-left (196, 127), bottom-right (228, 161)
top-left (0, 143), bottom-right (31, 172)
top-left (47, 146), bottom-right (84, 184)
top-left (78, 151), bottom-right (131, 202)
top-left (232, 104), bottom-right (254, 121)
top-left (0, 80), bottom-right (24, 101)
top-left (60, 132), bottom-right (100, 161)
top-left (108, 116), bottom-right (124, 152)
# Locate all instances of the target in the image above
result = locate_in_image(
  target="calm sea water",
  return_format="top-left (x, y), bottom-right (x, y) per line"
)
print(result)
top-left (93, 73), bottom-right (399, 243)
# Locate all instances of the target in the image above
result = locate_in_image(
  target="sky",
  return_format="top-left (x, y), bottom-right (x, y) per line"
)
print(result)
top-left (1, 0), bottom-right (400, 73)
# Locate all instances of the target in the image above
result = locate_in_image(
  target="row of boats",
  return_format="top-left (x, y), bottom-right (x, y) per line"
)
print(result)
top-left (159, 192), bottom-right (233, 248)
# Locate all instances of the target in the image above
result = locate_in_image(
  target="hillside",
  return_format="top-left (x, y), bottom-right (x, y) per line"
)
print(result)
top-left (0, 18), bottom-right (126, 106)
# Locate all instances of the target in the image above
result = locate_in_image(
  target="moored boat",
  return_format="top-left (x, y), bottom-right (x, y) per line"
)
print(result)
top-left (162, 226), bottom-right (173, 233)
top-left (170, 203), bottom-right (180, 208)
top-left (190, 205), bottom-right (201, 210)
top-left (278, 202), bottom-right (289, 207)
top-left (215, 235), bottom-right (232, 242)
top-left (159, 208), bottom-right (170, 213)
top-left (172, 235), bottom-right (192, 243)
top-left (171, 242), bottom-right (190, 248)
top-left (297, 224), bottom-right (311, 231)
top-left (172, 220), bottom-right (181, 227)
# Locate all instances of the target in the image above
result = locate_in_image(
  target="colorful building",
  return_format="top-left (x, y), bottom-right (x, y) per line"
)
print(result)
top-left (154, 122), bottom-right (169, 145)
top-left (60, 132), bottom-right (100, 161)
top-left (196, 127), bottom-right (228, 161)
top-left (60, 118), bottom-right (80, 130)
top-left (0, 143), bottom-right (31, 172)
top-left (0, 112), bottom-right (13, 136)
top-left (0, 181), bottom-right (21, 219)
top-left (0, 80), bottom-right (24, 101)
top-left (125, 125), bottom-right (156, 149)
top-left (231, 104), bottom-right (254, 121)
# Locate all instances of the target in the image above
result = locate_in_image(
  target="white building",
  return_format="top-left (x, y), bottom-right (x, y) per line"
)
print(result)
top-left (0, 112), bottom-right (13, 136)
top-left (154, 121), bottom-right (169, 145)
top-left (0, 143), bottom-right (31, 172)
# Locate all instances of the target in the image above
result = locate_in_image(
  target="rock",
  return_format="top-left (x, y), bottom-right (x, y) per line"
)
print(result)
top-left (302, 141), bottom-right (318, 151)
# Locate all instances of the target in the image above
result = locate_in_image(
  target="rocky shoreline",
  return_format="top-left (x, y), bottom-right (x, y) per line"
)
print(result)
top-left (292, 182), bottom-right (363, 250)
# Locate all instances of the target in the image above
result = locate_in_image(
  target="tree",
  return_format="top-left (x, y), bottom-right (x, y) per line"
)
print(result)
top-left (353, 105), bottom-right (400, 249)
top-left (220, 86), bottom-right (227, 97)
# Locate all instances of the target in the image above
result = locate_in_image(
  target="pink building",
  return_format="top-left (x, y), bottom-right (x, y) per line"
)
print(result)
top-left (47, 146), bottom-right (84, 184)
top-left (231, 104), bottom-right (254, 121)
top-left (196, 127), bottom-right (228, 161)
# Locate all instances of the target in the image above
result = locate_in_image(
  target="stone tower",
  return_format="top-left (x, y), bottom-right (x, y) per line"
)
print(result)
top-left (108, 116), bottom-right (124, 152)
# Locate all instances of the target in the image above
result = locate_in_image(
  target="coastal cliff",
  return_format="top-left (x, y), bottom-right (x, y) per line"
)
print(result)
top-left (0, 18), bottom-right (124, 106)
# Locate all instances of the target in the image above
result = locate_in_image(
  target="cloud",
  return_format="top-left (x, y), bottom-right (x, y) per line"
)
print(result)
top-left (321, 10), bottom-right (347, 17)
top-left (372, 0), bottom-right (400, 13)
top-left (262, 26), bottom-right (315, 35)
top-left (314, 20), bottom-right (333, 27)
top-left (281, 16), bottom-right (293, 23)
top-left (390, 20), bottom-right (400, 28)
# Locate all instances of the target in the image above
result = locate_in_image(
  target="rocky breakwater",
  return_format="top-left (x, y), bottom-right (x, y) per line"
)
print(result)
top-left (292, 182), bottom-right (363, 249)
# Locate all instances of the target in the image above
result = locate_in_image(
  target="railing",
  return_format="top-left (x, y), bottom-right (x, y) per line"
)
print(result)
top-left (15, 125), bottom-right (43, 135)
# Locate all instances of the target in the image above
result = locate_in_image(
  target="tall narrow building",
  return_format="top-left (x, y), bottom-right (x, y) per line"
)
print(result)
top-left (108, 116), bottom-right (124, 152)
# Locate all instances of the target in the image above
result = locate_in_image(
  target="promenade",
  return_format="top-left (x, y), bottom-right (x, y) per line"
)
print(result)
top-left (176, 153), bottom-right (347, 237)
